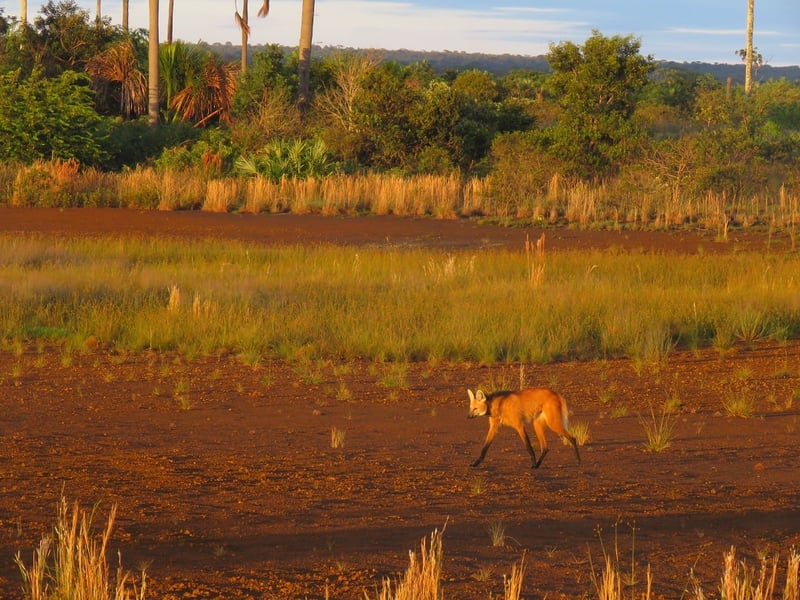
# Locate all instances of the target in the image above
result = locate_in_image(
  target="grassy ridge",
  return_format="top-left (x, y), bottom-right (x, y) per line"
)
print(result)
top-left (1, 235), bottom-right (798, 363)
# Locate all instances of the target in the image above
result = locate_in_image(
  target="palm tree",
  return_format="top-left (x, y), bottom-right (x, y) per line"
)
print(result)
top-left (167, 0), bottom-right (174, 44)
top-left (235, 0), bottom-right (249, 73)
top-left (86, 38), bottom-right (147, 117)
top-left (148, 0), bottom-right (159, 127)
top-left (160, 41), bottom-right (191, 116)
top-left (170, 52), bottom-right (238, 126)
top-left (297, 0), bottom-right (314, 112)
top-left (745, 0), bottom-right (754, 95)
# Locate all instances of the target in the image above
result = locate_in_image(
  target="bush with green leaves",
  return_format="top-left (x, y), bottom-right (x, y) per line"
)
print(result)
top-left (0, 68), bottom-right (110, 166)
top-left (235, 138), bottom-right (336, 181)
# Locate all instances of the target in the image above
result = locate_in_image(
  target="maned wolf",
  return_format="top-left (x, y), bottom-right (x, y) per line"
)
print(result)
top-left (467, 388), bottom-right (581, 469)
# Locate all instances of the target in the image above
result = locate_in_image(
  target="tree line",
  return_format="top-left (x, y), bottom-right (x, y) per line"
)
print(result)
top-left (1, 0), bottom-right (799, 216)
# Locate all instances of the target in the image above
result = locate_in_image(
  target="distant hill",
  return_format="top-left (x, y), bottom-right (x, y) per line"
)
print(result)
top-left (200, 42), bottom-right (800, 83)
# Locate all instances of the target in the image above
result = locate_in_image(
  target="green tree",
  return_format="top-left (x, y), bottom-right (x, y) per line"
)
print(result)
top-left (24, 0), bottom-right (119, 77)
top-left (348, 62), bottom-right (419, 169)
top-left (0, 68), bottom-right (109, 165)
top-left (452, 69), bottom-right (497, 102)
top-left (231, 44), bottom-right (293, 115)
top-left (546, 30), bottom-right (655, 178)
top-left (0, 8), bottom-right (10, 36)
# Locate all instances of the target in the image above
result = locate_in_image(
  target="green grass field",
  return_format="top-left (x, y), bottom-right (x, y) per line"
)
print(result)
top-left (2, 235), bottom-right (798, 365)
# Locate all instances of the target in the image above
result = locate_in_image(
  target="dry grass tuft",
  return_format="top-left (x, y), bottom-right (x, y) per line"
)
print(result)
top-left (640, 402), bottom-right (677, 453)
top-left (368, 528), bottom-right (444, 600)
top-left (15, 496), bottom-right (146, 600)
top-left (503, 552), bottom-right (527, 600)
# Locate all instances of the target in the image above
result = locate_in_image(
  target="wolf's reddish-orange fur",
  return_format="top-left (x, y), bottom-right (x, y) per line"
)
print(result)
top-left (468, 388), bottom-right (581, 469)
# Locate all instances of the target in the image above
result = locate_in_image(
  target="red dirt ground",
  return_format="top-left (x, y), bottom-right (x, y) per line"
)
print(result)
top-left (1, 208), bottom-right (799, 600)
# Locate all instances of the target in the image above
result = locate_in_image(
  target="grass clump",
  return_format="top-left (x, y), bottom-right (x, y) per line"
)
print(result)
top-left (15, 496), bottom-right (146, 600)
top-left (488, 521), bottom-right (507, 547)
top-left (723, 395), bottom-right (756, 418)
top-left (568, 420), bottom-right (591, 446)
top-left (640, 403), bottom-right (677, 453)
top-left (330, 426), bottom-right (346, 449)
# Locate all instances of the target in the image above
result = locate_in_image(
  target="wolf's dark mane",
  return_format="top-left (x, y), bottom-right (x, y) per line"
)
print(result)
top-left (487, 390), bottom-right (514, 400)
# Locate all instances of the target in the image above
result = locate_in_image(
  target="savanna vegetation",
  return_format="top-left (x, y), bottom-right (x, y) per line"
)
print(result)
top-left (1, 2), bottom-right (799, 233)
top-left (3, 4), bottom-right (800, 600)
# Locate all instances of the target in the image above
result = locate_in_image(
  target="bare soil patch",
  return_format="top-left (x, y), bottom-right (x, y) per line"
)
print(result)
top-left (1, 208), bottom-right (799, 599)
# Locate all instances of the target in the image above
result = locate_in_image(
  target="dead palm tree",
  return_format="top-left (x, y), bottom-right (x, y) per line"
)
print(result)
top-left (86, 37), bottom-right (147, 117)
top-left (170, 53), bottom-right (239, 126)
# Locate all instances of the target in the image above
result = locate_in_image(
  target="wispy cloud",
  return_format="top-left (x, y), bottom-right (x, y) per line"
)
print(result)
top-left (22, 0), bottom-right (800, 65)
top-left (668, 27), bottom-right (744, 36)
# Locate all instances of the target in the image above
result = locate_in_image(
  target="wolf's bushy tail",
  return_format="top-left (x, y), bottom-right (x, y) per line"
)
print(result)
top-left (559, 395), bottom-right (570, 430)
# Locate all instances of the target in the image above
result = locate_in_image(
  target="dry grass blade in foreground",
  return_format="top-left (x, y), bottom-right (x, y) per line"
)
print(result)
top-left (692, 547), bottom-right (800, 600)
top-left (15, 496), bottom-right (146, 600)
top-left (368, 528), bottom-right (444, 600)
top-left (503, 551), bottom-right (526, 600)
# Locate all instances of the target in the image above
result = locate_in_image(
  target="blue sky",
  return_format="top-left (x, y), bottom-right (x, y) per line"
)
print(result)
top-left (15, 0), bottom-right (800, 66)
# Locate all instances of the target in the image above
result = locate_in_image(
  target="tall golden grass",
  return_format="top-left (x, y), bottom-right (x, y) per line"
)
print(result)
top-left (368, 528), bottom-right (444, 600)
top-left (15, 497), bottom-right (146, 600)
top-left (1, 162), bottom-right (798, 233)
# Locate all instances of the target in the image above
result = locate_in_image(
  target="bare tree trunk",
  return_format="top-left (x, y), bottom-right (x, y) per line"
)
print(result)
top-left (148, 0), bottom-right (160, 128)
top-left (240, 0), bottom-right (248, 73)
top-left (167, 0), bottom-right (174, 45)
top-left (297, 0), bottom-right (315, 113)
top-left (95, 0), bottom-right (101, 26)
top-left (21, 0), bottom-right (27, 23)
top-left (745, 0), bottom-right (754, 95)
top-left (122, 0), bottom-right (129, 31)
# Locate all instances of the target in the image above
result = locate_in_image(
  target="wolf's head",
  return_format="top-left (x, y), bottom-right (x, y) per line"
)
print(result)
top-left (467, 389), bottom-right (488, 418)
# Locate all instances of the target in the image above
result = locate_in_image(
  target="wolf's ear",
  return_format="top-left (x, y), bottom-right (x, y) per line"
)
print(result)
top-left (476, 390), bottom-right (486, 401)
top-left (467, 389), bottom-right (475, 401)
